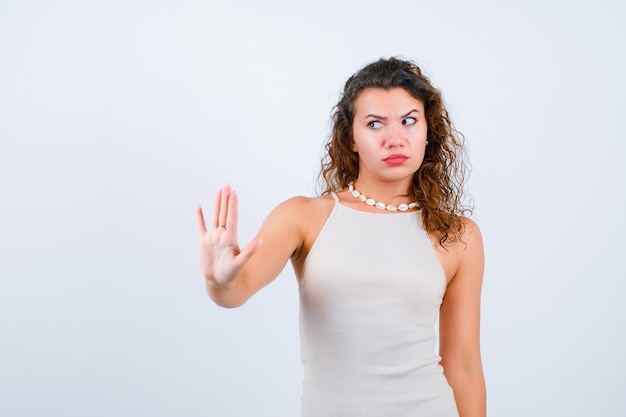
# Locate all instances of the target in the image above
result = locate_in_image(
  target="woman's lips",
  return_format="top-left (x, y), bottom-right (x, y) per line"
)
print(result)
top-left (383, 154), bottom-right (408, 165)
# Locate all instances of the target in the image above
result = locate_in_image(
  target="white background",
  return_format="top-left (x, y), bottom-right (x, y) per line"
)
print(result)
top-left (1, 1), bottom-right (625, 416)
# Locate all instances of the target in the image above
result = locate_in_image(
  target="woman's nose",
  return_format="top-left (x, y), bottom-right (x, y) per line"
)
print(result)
top-left (383, 125), bottom-right (403, 147)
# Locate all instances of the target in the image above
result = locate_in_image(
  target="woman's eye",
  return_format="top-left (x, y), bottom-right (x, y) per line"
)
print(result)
top-left (368, 121), bottom-right (382, 129)
top-left (402, 117), bottom-right (417, 126)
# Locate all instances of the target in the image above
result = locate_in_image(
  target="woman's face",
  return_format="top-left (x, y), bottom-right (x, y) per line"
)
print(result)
top-left (351, 87), bottom-right (428, 183)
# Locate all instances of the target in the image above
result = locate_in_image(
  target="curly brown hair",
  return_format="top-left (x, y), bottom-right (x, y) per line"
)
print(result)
top-left (318, 57), bottom-right (472, 245)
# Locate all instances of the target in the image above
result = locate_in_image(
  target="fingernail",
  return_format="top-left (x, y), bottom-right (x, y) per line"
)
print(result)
top-left (257, 238), bottom-right (263, 246)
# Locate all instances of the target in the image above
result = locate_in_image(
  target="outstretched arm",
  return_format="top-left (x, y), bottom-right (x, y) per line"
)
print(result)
top-left (439, 219), bottom-right (486, 417)
top-left (196, 185), bottom-right (304, 308)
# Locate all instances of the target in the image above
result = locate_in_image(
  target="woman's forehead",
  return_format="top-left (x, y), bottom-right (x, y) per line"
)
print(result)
top-left (354, 88), bottom-right (425, 114)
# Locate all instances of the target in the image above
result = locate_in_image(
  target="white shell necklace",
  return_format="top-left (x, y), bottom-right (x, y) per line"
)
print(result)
top-left (348, 182), bottom-right (418, 212)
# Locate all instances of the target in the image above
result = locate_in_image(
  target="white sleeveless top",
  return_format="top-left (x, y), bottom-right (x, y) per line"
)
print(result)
top-left (299, 193), bottom-right (459, 417)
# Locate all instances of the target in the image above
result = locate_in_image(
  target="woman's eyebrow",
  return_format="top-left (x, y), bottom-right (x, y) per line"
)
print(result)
top-left (364, 109), bottom-right (420, 119)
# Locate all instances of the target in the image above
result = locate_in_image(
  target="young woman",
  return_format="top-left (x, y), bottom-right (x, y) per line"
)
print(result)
top-left (196, 57), bottom-right (486, 417)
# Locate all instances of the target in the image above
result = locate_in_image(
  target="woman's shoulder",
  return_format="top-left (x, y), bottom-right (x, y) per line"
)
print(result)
top-left (432, 216), bottom-right (483, 256)
top-left (274, 195), bottom-right (337, 266)
top-left (275, 194), bottom-right (336, 212)
top-left (265, 194), bottom-right (335, 226)
top-left (264, 195), bottom-right (336, 260)
top-left (460, 217), bottom-right (482, 246)
top-left (452, 216), bottom-right (484, 264)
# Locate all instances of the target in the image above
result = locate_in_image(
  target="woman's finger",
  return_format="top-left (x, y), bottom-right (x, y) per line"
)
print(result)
top-left (218, 185), bottom-right (231, 228)
top-left (226, 190), bottom-right (238, 237)
top-left (232, 238), bottom-right (262, 269)
top-left (212, 188), bottom-right (222, 229)
top-left (196, 206), bottom-right (207, 234)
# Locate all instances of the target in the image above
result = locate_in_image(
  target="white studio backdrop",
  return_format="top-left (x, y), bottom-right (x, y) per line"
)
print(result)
top-left (1, 1), bottom-right (624, 416)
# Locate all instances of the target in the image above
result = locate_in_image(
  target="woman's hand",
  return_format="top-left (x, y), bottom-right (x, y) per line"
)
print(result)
top-left (196, 185), bottom-right (262, 289)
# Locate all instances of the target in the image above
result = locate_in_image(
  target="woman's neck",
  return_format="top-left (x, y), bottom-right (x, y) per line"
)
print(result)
top-left (350, 178), bottom-right (414, 206)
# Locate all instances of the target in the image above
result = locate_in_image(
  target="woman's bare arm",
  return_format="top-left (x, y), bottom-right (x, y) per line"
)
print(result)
top-left (439, 218), bottom-right (486, 417)
top-left (196, 185), bottom-right (306, 308)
